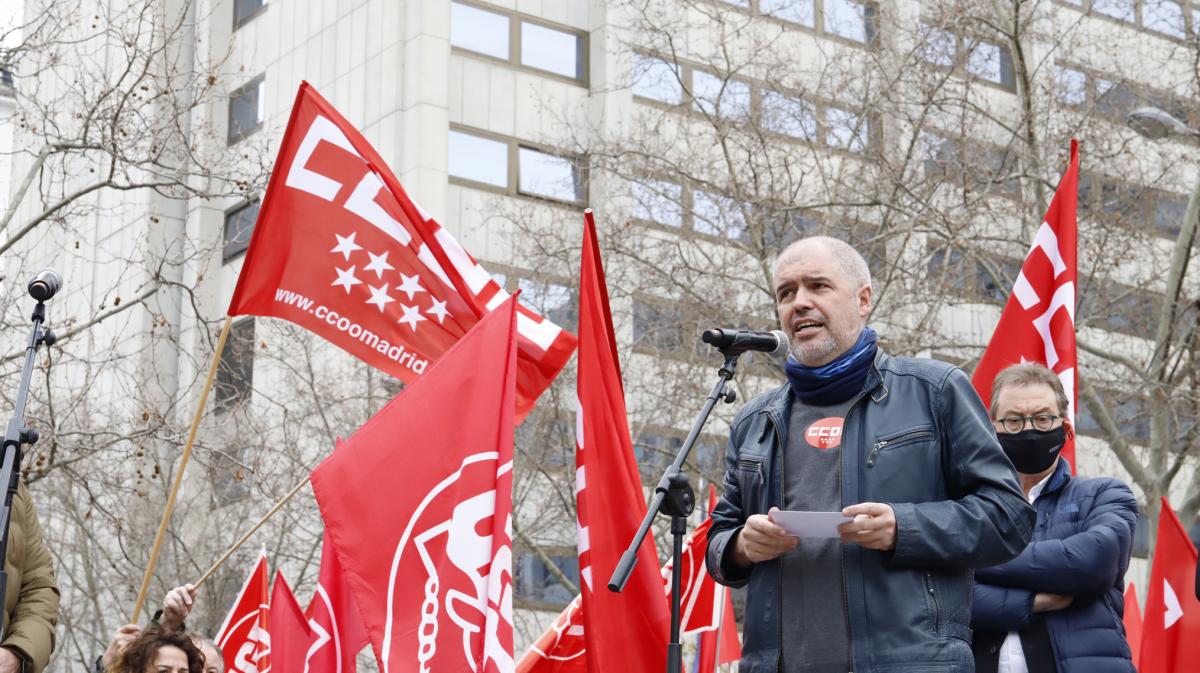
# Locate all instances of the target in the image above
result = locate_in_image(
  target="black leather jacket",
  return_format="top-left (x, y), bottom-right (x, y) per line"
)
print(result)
top-left (706, 350), bottom-right (1035, 673)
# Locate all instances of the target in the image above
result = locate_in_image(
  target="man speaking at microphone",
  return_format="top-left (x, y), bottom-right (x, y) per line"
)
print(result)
top-left (706, 236), bottom-right (1034, 673)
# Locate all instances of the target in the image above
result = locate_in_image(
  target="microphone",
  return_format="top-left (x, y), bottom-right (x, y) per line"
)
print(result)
top-left (27, 269), bottom-right (62, 302)
top-left (701, 328), bottom-right (789, 358)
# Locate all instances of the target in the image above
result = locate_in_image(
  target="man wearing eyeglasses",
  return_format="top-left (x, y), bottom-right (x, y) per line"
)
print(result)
top-left (971, 362), bottom-right (1138, 673)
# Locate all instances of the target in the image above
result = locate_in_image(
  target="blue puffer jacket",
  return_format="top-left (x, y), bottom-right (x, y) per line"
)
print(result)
top-left (971, 458), bottom-right (1138, 673)
top-left (707, 350), bottom-right (1035, 673)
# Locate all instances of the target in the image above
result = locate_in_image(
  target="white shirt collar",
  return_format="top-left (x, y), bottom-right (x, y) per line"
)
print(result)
top-left (1027, 468), bottom-right (1055, 503)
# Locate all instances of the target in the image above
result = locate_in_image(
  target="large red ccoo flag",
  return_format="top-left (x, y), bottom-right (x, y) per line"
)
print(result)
top-left (227, 82), bottom-right (574, 421)
top-left (311, 298), bottom-right (518, 673)
top-left (214, 550), bottom-right (271, 673)
top-left (1140, 498), bottom-right (1200, 673)
top-left (972, 140), bottom-right (1080, 467)
top-left (305, 535), bottom-right (369, 673)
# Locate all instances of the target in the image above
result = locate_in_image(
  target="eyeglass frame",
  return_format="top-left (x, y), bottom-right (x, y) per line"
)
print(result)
top-left (993, 413), bottom-right (1063, 434)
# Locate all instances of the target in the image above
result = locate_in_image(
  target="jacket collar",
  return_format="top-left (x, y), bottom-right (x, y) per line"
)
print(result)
top-left (1040, 455), bottom-right (1073, 497)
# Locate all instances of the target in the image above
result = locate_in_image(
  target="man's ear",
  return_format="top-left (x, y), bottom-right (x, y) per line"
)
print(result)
top-left (1063, 417), bottom-right (1075, 440)
top-left (858, 284), bottom-right (873, 318)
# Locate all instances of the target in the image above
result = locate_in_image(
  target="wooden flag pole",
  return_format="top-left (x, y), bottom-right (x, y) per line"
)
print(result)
top-left (193, 475), bottom-right (311, 590)
top-left (129, 315), bottom-right (234, 624)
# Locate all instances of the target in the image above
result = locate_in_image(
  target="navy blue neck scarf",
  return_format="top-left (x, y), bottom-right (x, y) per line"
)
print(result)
top-left (784, 327), bottom-right (878, 405)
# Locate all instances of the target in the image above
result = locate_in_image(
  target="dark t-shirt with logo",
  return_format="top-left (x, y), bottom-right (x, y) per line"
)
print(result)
top-left (780, 395), bottom-right (855, 673)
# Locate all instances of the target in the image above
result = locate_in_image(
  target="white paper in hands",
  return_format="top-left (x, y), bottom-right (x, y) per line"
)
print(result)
top-left (770, 510), bottom-right (854, 538)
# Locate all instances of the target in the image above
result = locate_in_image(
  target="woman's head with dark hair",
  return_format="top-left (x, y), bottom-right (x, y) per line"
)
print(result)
top-left (111, 623), bottom-right (204, 673)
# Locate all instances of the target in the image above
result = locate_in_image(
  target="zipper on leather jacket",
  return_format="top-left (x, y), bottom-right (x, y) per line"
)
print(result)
top-left (925, 571), bottom-right (940, 633)
top-left (769, 411), bottom-right (785, 673)
top-left (867, 428), bottom-right (934, 467)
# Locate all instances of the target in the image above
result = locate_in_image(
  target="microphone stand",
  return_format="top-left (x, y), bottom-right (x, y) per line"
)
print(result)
top-left (0, 296), bottom-right (55, 638)
top-left (609, 350), bottom-right (740, 673)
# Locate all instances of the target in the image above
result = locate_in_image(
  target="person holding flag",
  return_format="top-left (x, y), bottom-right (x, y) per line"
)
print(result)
top-left (970, 363), bottom-right (1137, 673)
top-left (706, 236), bottom-right (1034, 673)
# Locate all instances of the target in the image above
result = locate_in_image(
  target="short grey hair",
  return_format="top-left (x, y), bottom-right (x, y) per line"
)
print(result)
top-left (773, 236), bottom-right (872, 290)
top-left (190, 634), bottom-right (224, 673)
top-left (989, 362), bottom-right (1070, 417)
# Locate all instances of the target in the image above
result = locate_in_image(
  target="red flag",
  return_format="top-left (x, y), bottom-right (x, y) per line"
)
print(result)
top-left (1141, 498), bottom-right (1200, 673)
top-left (696, 487), bottom-right (741, 671)
top-left (518, 211), bottom-right (670, 672)
top-left (518, 596), bottom-right (587, 673)
top-left (214, 550), bottom-right (271, 673)
top-left (1124, 582), bottom-right (1143, 668)
top-left (268, 572), bottom-right (312, 673)
top-left (305, 536), bottom-right (368, 673)
top-left (573, 210), bottom-right (668, 671)
top-left (972, 140), bottom-right (1079, 467)
top-left (311, 298), bottom-right (518, 673)
top-left (227, 81), bottom-right (574, 421)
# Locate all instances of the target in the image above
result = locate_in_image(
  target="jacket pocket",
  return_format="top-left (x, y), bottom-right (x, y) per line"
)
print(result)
top-left (737, 457), bottom-right (765, 514)
top-left (867, 425), bottom-right (935, 467)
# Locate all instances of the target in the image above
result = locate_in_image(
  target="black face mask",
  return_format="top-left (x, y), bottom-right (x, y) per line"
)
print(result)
top-left (997, 426), bottom-right (1066, 474)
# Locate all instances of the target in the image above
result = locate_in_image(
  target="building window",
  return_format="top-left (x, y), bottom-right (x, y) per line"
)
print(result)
top-left (492, 266), bottom-right (578, 332)
top-left (1060, 0), bottom-right (1194, 39)
top-left (916, 23), bottom-right (1015, 90)
top-left (517, 277), bottom-right (577, 331)
top-left (1144, 0), bottom-right (1188, 36)
top-left (233, 0), bottom-right (267, 29)
top-left (1076, 171), bottom-right (1188, 239)
top-left (632, 55), bottom-right (683, 104)
top-left (692, 190), bottom-right (749, 240)
top-left (634, 53), bottom-right (875, 151)
top-left (448, 130), bottom-right (508, 188)
top-left (761, 91), bottom-right (818, 140)
top-left (518, 146), bottom-right (584, 203)
top-left (1056, 62), bottom-right (1194, 130)
top-left (632, 178), bottom-right (684, 227)
top-left (761, 0), bottom-right (815, 27)
top-left (448, 127), bottom-right (587, 206)
top-left (634, 431), bottom-right (683, 478)
top-left (215, 319), bottom-right (256, 413)
top-left (692, 71), bottom-right (752, 120)
top-left (228, 76), bottom-right (264, 144)
top-left (633, 298), bottom-right (685, 353)
top-left (1094, 0), bottom-right (1137, 21)
top-left (826, 106), bottom-right (868, 152)
top-left (520, 22), bottom-right (584, 80)
top-left (223, 200), bottom-right (259, 262)
top-left (514, 550), bottom-right (579, 609)
top-left (965, 39), bottom-right (1014, 87)
top-left (917, 131), bottom-right (1019, 196)
top-left (1054, 66), bottom-right (1088, 105)
top-left (629, 177), bottom-right (753, 242)
top-left (450, 1), bottom-right (587, 84)
top-left (824, 0), bottom-right (875, 43)
top-left (450, 2), bottom-right (510, 60)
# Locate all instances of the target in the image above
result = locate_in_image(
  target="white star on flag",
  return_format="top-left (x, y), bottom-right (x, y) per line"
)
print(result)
top-left (331, 266), bottom-right (362, 294)
top-left (426, 298), bottom-right (450, 323)
top-left (398, 304), bottom-right (426, 331)
top-left (331, 232), bottom-right (363, 260)
top-left (363, 250), bottom-right (395, 279)
top-left (397, 273), bottom-right (426, 300)
top-left (365, 283), bottom-right (395, 312)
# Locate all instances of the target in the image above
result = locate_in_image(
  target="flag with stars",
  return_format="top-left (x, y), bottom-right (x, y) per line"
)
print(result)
top-left (227, 82), bottom-right (576, 419)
